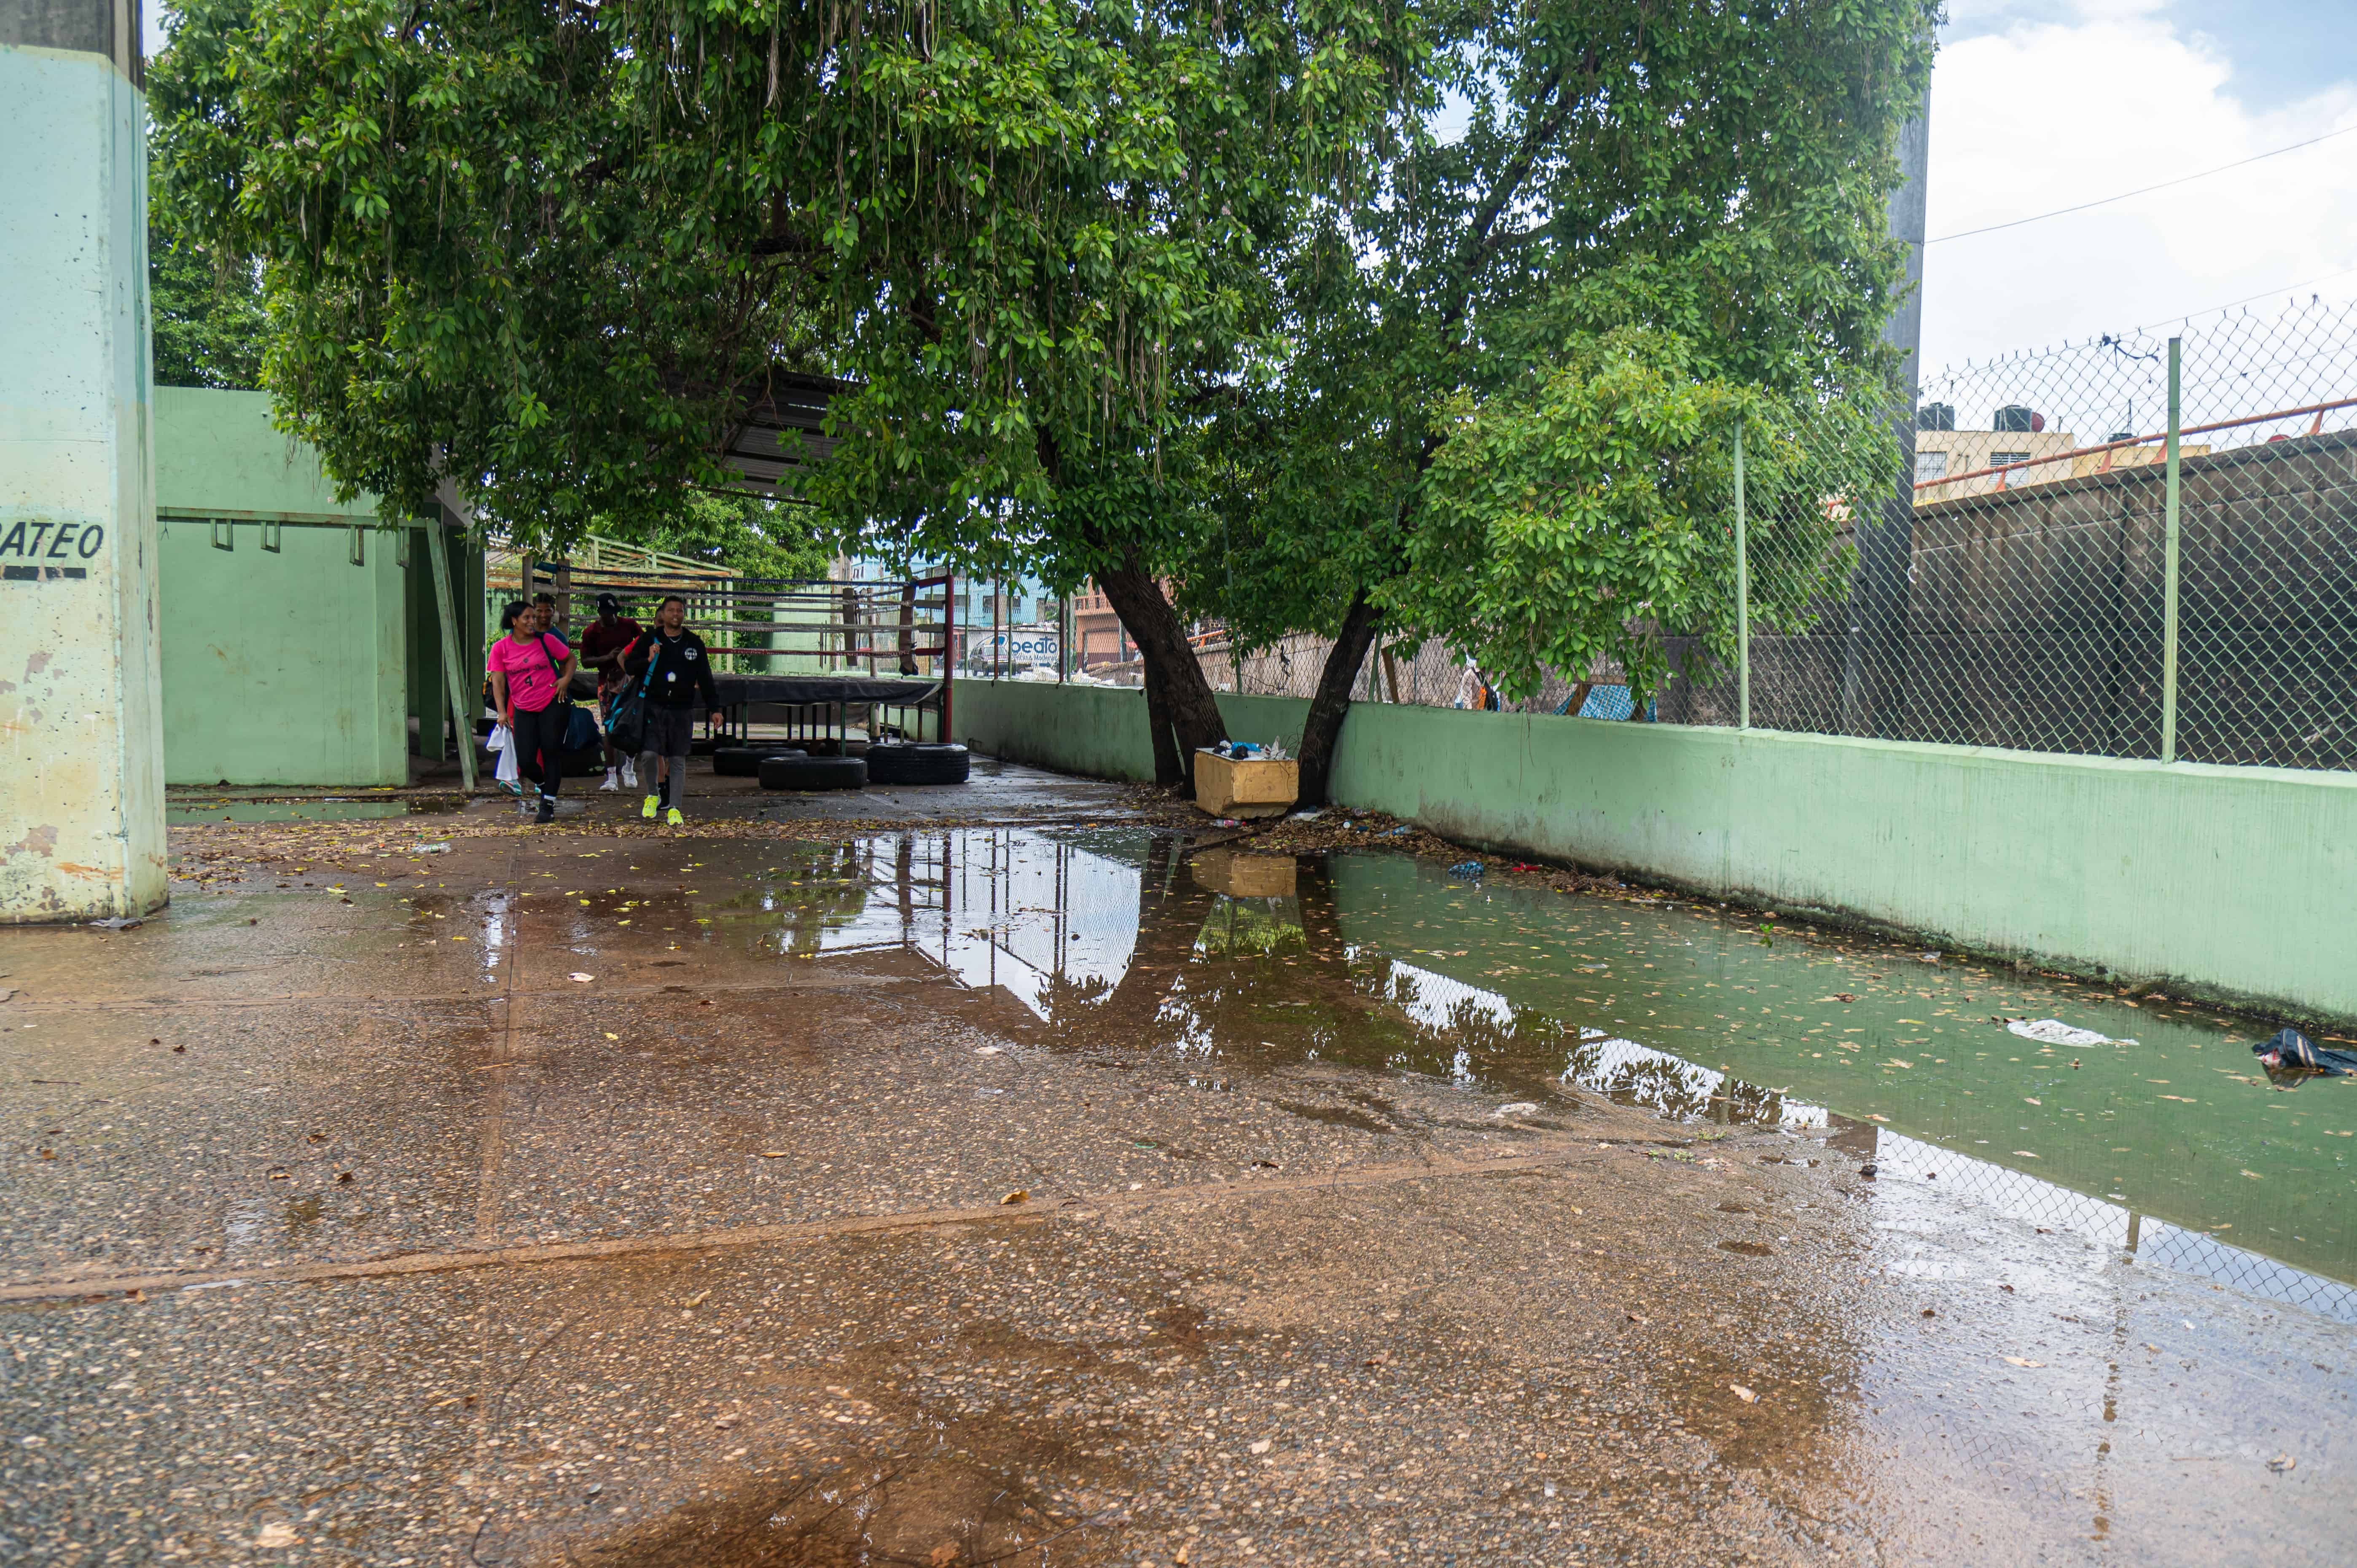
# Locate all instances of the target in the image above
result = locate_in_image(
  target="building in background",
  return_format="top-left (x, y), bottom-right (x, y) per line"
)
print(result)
top-left (1913, 402), bottom-right (2206, 502)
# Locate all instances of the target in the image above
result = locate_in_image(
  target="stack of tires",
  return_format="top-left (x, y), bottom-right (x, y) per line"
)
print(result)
top-left (714, 745), bottom-right (805, 777)
top-left (757, 753), bottom-right (868, 790)
top-left (864, 743), bottom-right (971, 785)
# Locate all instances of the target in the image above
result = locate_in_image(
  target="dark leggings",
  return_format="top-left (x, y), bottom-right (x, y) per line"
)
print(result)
top-left (512, 703), bottom-right (568, 800)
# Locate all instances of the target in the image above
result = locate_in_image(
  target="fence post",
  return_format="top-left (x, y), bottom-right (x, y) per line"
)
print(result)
top-left (1733, 419), bottom-right (1750, 731)
top-left (2161, 336), bottom-right (2182, 763)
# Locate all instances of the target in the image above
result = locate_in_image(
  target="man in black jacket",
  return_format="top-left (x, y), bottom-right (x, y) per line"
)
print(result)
top-left (623, 595), bottom-right (724, 824)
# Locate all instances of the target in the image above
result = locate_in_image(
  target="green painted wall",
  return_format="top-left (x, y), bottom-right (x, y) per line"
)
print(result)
top-left (153, 387), bottom-right (381, 523)
top-left (156, 518), bottom-right (409, 785)
top-left (950, 679), bottom-right (2357, 1025)
top-left (151, 387), bottom-right (410, 786)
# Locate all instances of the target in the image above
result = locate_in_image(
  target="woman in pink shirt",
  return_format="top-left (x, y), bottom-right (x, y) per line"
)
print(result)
top-left (487, 599), bottom-right (580, 823)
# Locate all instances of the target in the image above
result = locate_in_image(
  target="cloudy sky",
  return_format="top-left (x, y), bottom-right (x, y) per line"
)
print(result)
top-left (1924, 0), bottom-right (2357, 371)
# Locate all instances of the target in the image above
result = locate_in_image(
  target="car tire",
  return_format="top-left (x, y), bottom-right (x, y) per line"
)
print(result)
top-left (757, 754), bottom-right (868, 791)
top-left (863, 743), bottom-right (971, 786)
top-left (715, 746), bottom-right (806, 777)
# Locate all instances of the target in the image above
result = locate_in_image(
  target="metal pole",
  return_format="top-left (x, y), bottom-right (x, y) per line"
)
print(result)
top-left (1734, 420), bottom-right (1751, 731)
top-left (2160, 336), bottom-right (2183, 763)
top-left (425, 515), bottom-right (479, 791)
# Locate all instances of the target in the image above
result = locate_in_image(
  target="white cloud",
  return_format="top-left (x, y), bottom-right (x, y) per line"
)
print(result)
top-left (1921, 11), bottom-right (2357, 372)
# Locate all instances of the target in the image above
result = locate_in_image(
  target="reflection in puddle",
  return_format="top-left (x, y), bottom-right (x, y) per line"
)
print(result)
top-left (702, 827), bottom-right (2355, 1307)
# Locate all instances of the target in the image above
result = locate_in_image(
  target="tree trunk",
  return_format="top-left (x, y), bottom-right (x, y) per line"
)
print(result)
top-left (1141, 647), bottom-right (1183, 786)
top-left (1296, 588), bottom-right (1384, 807)
top-left (1097, 561), bottom-right (1227, 789)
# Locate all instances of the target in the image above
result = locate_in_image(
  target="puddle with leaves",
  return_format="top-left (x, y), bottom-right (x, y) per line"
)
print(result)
top-left (676, 827), bottom-right (2354, 1316)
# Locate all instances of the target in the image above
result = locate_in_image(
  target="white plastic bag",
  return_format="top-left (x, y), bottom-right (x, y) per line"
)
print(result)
top-left (2006, 1018), bottom-right (2132, 1047)
top-left (487, 723), bottom-right (520, 787)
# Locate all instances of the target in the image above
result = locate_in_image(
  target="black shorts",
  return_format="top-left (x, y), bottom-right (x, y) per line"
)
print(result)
top-left (642, 705), bottom-right (698, 760)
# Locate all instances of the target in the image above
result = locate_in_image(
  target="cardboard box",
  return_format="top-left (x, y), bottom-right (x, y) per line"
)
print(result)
top-left (1190, 848), bottom-right (1298, 898)
top-left (1194, 750), bottom-right (1298, 819)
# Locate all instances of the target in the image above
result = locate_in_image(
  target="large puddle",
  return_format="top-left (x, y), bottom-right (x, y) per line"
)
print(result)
top-left (692, 828), bottom-right (2357, 1318)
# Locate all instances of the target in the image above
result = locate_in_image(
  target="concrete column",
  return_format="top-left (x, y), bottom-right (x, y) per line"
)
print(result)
top-left (1, 0), bottom-right (168, 921)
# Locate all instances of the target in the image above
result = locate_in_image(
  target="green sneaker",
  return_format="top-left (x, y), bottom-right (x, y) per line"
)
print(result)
top-left (665, 807), bottom-right (684, 827)
top-left (641, 795), bottom-right (659, 819)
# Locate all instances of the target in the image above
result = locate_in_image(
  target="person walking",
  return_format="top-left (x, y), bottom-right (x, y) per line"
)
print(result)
top-left (623, 595), bottom-right (723, 826)
top-left (578, 592), bottom-right (644, 792)
top-left (487, 599), bottom-right (579, 824)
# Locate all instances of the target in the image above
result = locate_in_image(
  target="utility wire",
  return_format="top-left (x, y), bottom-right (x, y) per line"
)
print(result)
top-left (1927, 122), bottom-right (2357, 244)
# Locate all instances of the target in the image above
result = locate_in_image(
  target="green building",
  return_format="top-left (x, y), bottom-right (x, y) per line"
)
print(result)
top-left (153, 387), bottom-right (483, 786)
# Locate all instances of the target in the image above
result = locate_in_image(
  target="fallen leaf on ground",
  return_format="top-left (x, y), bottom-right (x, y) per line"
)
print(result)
top-left (1001, 1189), bottom-right (1029, 1205)
top-left (1249, 1438), bottom-right (1273, 1454)
top-left (759, 1151), bottom-right (790, 1158)
top-left (2269, 1453), bottom-right (2296, 1472)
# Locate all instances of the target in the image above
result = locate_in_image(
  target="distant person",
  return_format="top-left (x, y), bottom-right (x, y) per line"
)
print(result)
top-left (488, 599), bottom-right (579, 824)
top-left (579, 592), bottom-right (645, 792)
top-left (623, 595), bottom-right (723, 826)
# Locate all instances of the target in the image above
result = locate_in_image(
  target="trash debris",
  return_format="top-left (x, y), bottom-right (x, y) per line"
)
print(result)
top-left (1918, 951), bottom-right (1941, 963)
top-left (1447, 861), bottom-right (1484, 878)
top-left (1493, 1102), bottom-right (1541, 1118)
top-left (1285, 808), bottom-right (1326, 821)
top-left (567, 972), bottom-right (595, 983)
top-left (973, 1045), bottom-right (1004, 1056)
top-left (253, 1523), bottom-right (298, 1549)
top-left (2269, 1453), bottom-right (2297, 1473)
top-left (1729, 1384), bottom-right (1758, 1403)
top-left (413, 843), bottom-right (451, 854)
top-left (1000, 1189), bottom-right (1029, 1205)
top-left (2007, 1018), bottom-right (2130, 1047)
top-left (89, 916), bottom-right (142, 930)
top-left (2255, 1028), bottom-right (2357, 1074)
top-left (2002, 1356), bottom-right (2044, 1368)
top-left (1384, 825), bottom-right (1413, 837)
top-left (1248, 1438), bottom-right (1273, 1454)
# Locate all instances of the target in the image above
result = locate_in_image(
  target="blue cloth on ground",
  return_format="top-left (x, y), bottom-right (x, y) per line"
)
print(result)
top-left (2256, 1028), bottom-right (2357, 1074)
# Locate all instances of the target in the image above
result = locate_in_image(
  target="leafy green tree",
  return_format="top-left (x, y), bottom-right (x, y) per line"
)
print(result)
top-left (150, 0), bottom-right (1418, 795)
top-left (148, 172), bottom-right (267, 389)
top-left (635, 491), bottom-right (835, 583)
top-left (1182, 0), bottom-right (1938, 802)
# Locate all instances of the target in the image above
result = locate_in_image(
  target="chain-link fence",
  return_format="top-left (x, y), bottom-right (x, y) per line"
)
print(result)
top-left (1198, 295), bottom-right (2357, 770)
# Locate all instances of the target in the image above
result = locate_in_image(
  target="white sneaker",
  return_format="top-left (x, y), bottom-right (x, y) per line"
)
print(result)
top-left (621, 761), bottom-right (638, 789)
top-left (600, 768), bottom-right (619, 791)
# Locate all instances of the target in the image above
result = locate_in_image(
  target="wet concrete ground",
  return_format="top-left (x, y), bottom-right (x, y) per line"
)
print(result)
top-left (2, 760), bottom-right (2351, 1565)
